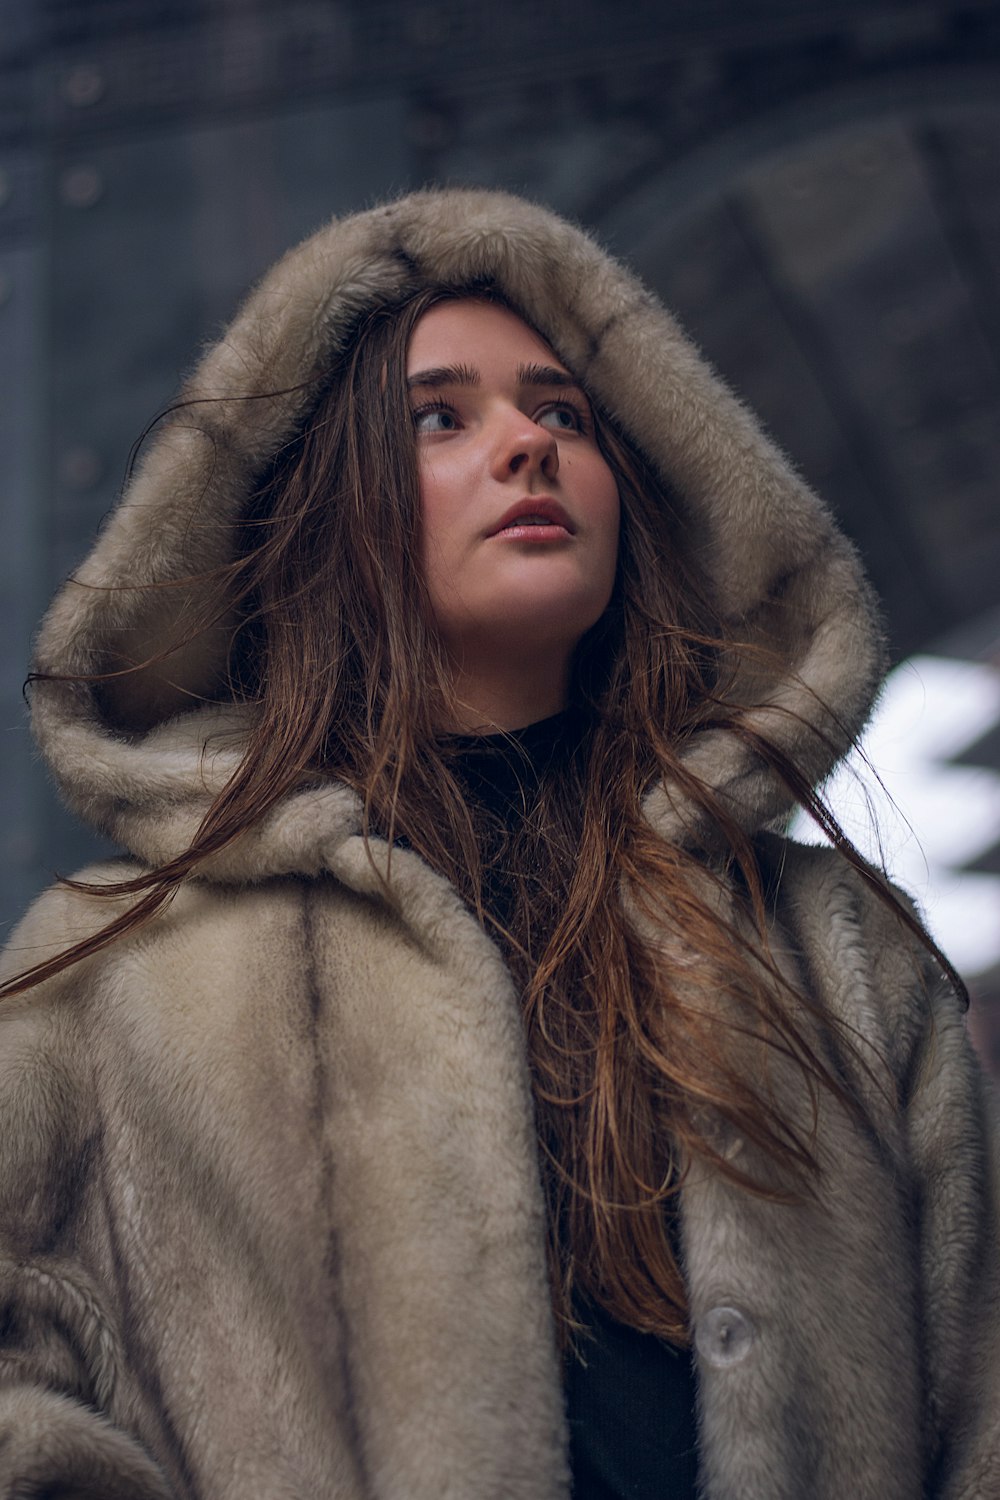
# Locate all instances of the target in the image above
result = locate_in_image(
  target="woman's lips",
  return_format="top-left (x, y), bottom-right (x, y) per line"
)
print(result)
top-left (492, 521), bottom-right (572, 541)
top-left (489, 498), bottom-right (575, 537)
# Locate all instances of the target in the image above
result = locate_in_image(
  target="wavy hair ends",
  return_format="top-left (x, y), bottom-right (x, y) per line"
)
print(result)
top-left (2, 283), bottom-right (961, 1352)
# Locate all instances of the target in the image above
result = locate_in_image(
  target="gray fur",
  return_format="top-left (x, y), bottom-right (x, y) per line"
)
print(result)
top-left (1, 190), bottom-right (997, 1497)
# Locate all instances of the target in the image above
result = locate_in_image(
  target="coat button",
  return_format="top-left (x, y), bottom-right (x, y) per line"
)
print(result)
top-left (694, 1305), bottom-right (756, 1368)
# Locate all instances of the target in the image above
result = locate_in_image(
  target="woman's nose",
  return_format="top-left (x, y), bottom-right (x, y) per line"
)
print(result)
top-left (491, 410), bottom-right (560, 481)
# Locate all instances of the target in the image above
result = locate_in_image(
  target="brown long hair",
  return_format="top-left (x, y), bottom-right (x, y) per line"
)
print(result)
top-left (4, 285), bottom-right (961, 1348)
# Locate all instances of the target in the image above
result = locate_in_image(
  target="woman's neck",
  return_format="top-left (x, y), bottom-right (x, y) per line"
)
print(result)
top-left (441, 652), bottom-right (572, 734)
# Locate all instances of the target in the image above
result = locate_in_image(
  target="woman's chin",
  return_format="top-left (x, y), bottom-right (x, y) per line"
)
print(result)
top-left (441, 591), bottom-right (612, 661)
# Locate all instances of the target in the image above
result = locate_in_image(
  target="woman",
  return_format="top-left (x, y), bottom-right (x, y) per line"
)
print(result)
top-left (0, 188), bottom-right (997, 1499)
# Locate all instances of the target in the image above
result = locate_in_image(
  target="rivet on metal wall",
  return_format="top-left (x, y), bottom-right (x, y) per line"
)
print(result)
top-left (0, 167), bottom-right (10, 210)
top-left (59, 447), bottom-right (104, 490)
top-left (63, 64), bottom-right (106, 107)
top-left (59, 165), bottom-right (104, 209)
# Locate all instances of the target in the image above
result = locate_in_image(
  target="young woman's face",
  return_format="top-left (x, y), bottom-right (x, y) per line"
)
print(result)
top-left (407, 300), bottom-right (620, 699)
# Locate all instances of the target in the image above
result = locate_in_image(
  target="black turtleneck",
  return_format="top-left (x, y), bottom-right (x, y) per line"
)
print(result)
top-left (445, 711), bottom-right (700, 1500)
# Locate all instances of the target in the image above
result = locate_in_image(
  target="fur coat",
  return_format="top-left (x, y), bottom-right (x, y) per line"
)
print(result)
top-left (1, 189), bottom-right (998, 1499)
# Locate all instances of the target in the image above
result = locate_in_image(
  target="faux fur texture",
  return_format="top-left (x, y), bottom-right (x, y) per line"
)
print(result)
top-left (1, 846), bottom-right (997, 1498)
top-left (2, 190), bottom-right (998, 1497)
top-left (29, 186), bottom-right (884, 866)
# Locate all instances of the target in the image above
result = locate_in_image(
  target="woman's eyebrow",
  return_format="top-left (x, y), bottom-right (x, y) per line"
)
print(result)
top-left (406, 361), bottom-right (583, 392)
top-left (517, 362), bottom-right (581, 391)
top-left (407, 362), bottom-right (479, 391)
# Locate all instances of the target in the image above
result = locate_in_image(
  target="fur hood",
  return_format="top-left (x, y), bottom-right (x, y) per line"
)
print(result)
top-left (30, 188), bottom-right (884, 876)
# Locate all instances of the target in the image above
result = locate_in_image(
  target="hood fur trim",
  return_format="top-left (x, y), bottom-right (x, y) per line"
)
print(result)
top-left (31, 188), bottom-right (884, 875)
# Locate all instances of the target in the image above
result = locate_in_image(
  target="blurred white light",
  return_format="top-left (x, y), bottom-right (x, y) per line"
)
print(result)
top-left (790, 655), bottom-right (1000, 977)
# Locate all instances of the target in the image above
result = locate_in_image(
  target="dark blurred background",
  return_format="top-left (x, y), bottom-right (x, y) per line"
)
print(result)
top-left (2, 0), bottom-right (999, 1054)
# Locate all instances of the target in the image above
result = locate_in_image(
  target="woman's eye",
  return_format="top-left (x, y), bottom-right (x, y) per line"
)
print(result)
top-left (412, 405), bottom-right (459, 433)
top-left (537, 403), bottom-right (585, 433)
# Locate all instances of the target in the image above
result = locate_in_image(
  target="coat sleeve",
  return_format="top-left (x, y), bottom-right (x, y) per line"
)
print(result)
top-left (776, 839), bottom-right (1000, 1496)
top-left (0, 893), bottom-right (175, 1500)
top-left (904, 957), bottom-right (1000, 1499)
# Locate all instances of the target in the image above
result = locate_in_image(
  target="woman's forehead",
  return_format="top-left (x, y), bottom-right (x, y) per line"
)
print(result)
top-left (406, 298), bottom-right (569, 379)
